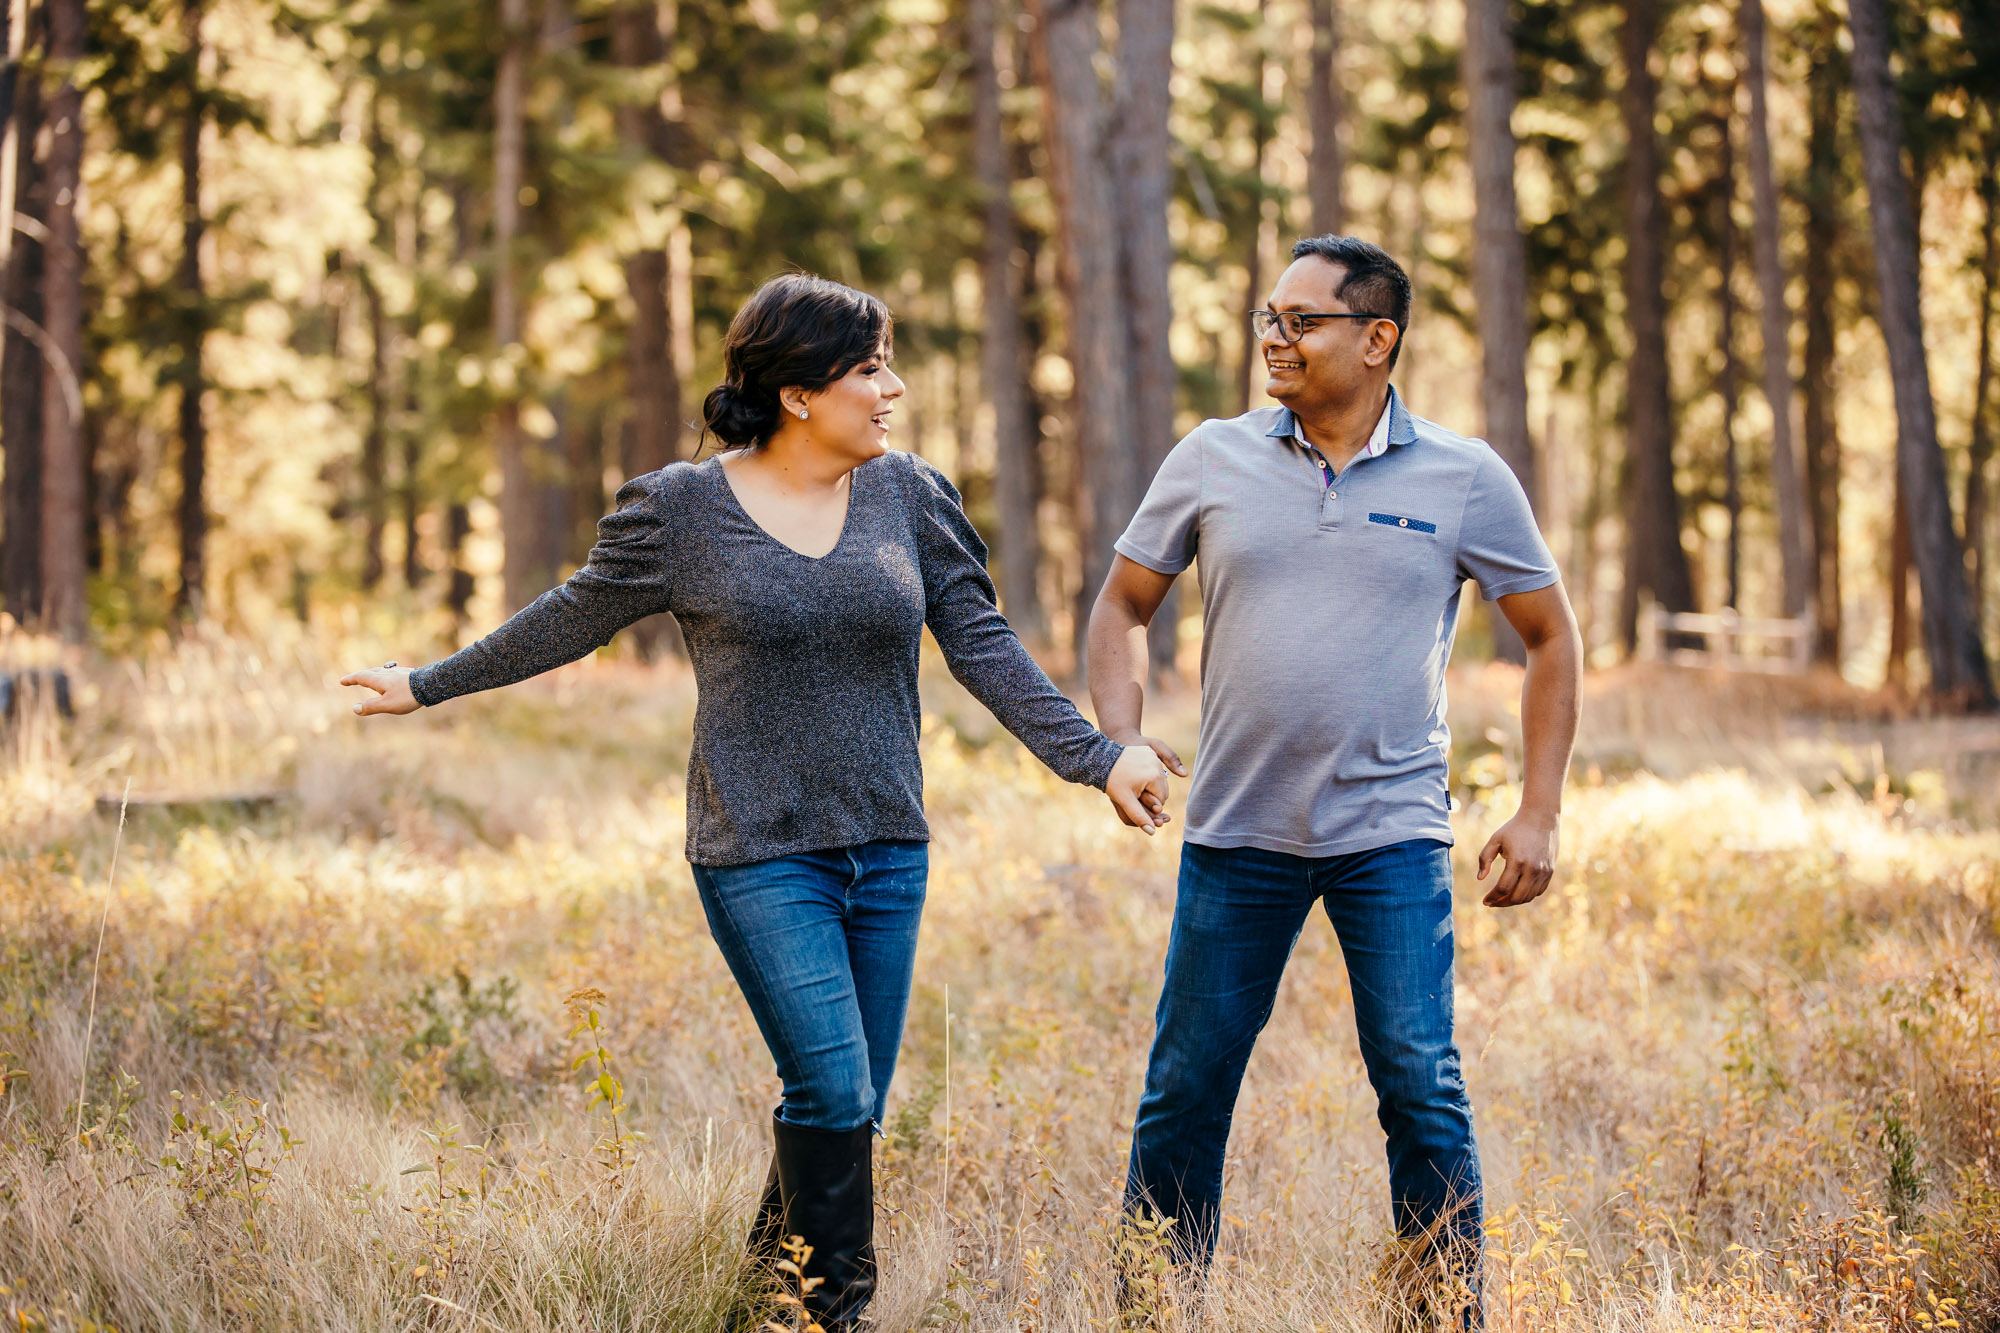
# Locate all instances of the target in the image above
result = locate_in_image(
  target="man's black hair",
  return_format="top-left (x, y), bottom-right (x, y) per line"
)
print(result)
top-left (1288, 235), bottom-right (1412, 369)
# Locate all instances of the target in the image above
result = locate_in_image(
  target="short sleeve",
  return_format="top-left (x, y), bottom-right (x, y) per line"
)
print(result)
top-left (1456, 449), bottom-right (1559, 598)
top-left (1114, 427), bottom-right (1204, 574)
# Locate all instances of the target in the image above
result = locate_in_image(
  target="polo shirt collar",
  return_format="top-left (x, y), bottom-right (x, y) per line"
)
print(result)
top-left (1267, 385), bottom-right (1416, 456)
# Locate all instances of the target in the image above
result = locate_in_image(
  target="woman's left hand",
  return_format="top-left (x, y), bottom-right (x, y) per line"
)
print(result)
top-left (1105, 745), bottom-right (1173, 834)
top-left (340, 664), bottom-right (420, 717)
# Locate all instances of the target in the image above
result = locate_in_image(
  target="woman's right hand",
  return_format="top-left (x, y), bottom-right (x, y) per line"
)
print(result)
top-left (340, 664), bottom-right (420, 717)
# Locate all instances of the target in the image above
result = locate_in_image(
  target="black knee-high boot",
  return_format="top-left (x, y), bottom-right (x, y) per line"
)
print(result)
top-left (770, 1113), bottom-right (877, 1330)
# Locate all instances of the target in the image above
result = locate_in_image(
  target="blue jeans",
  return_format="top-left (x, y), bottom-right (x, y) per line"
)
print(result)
top-left (1126, 839), bottom-right (1480, 1276)
top-left (693, 840), bottom-right (928, 1132)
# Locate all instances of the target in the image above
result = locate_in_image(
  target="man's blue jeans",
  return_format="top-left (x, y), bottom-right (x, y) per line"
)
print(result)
top-left (693, 840), bottom-right (928, 1132)
top-left (1125, 838), bottom-right (1481, 1277)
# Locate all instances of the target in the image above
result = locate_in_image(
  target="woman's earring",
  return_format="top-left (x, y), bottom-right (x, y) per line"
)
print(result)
top-left (798, 409), bottom-right (809, 420)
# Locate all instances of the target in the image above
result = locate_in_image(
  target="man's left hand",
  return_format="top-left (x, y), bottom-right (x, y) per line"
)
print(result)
top-left (1476, 812), bottom-right (1559, 908)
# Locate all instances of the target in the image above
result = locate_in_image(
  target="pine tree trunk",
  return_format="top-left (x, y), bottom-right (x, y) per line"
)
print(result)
top-left (1964, 144), bottom-right (1996, 626)
top-left (613, 0), bottom-right (685, 661)
top-left (971, 0), bottom-right (1043, 642)
top-left (1846, 0), bottom-right (1995, 708)
top-left (1743, 0), bottom-right (1812, 618)
top-left (0, 25), bottom-right (41, 625)
top-left (1463, 0), bottom-right (1537, 663)
top-left (1306, 0), bottom-right (1343, 235)
top-left (174, 0), bottom-right (207, 621)
top-left (1713, 69), bottom-right (1742, 609)
top-left (36, 0), bottom-right (86, 641)
top-left (1617, 0), bottom-right (1695, 650)
top-left (1888, 484), bottom-right (1911, 692)
top-left (1110, 0), bottom-right (1178, 678)
top-left (1026, 0), bottom-right (1137, 667)
top-left (359, 103), bottom-right (391, 592)
top-left (1802, 22), bottom-right (1843, 664)
top-left (1237, 3), bottom-right (1270, 417)
top-left (495, 0), bottom-right (531, 613)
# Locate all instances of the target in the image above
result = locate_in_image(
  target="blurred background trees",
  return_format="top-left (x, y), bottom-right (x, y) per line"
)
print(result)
top-left (0, 0), bottom-right (1994, 708)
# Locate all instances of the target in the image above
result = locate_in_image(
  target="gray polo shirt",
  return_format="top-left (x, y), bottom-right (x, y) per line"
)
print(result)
top-left (1115, 387), bottom-right (1558, 858)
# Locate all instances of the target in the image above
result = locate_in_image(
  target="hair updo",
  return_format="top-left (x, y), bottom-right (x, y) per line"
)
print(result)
top-left (700, 273), bottom-right (894, 450)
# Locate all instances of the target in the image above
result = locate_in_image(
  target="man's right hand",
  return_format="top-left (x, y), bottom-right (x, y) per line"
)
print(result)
top-left (1105, 736), bottom-right (1190, 832)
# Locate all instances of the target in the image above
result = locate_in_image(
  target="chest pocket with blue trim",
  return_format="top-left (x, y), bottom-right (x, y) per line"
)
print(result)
top-left (1368, 512), bottom-right (1437, 534)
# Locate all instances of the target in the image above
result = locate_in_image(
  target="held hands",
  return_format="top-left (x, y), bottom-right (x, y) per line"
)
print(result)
top-left (340, 664), bottom-right (420, 717)
top-left (1105, 736), bottom-right (1190, 836)
top-left (1476, 810), bottom-right (1559, 908)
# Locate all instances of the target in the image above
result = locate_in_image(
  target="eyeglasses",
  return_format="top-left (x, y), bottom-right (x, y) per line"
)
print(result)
top-left (1248, 309), bottom-right (1385, 343)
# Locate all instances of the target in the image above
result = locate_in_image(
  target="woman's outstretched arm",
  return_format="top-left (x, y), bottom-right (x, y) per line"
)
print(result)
top-left (342, 472), bottom-right (680, 717)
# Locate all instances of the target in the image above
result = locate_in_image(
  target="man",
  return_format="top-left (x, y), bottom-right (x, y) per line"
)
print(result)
top-left (1088, 236), bottom-right (1582, 1315)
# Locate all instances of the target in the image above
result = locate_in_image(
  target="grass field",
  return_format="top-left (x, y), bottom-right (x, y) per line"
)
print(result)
top-left (1, 628), bottom-right (1996, 1330)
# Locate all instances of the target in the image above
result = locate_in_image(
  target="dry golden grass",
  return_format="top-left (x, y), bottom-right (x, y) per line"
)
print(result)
top-left (0, 626), bottom-right (1996, 1331)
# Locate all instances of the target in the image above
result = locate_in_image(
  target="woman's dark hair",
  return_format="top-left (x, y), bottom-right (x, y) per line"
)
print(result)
top-left (700, 274), bottom-right (893, 450)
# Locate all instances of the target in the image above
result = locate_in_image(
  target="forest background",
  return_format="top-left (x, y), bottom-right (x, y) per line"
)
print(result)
top-left (0, 0), bottom-right (1994, 701)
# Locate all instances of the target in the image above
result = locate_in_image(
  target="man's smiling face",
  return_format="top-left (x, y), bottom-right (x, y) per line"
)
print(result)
top-left (1260, 256), bottom-right (1398, 415)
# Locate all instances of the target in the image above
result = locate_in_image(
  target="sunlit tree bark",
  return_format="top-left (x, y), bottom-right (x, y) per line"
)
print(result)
top-left (1743, 0), bottom-right (1812, 619)
top-left (1306, 0), bottom-right (1343, 234)
top-left (495, 0), bottom-right (532, 613)
top-left (971, 0), bottom-right (1043, 641)
top-left (1617, 0), bottom-right (1695, 650)
top-left (0, 4), bottom-right (41, 625)
top-left (1847, 0), bottom-right (1995, 708)
top-left (1801, 14), bottom-right (1843, 664)
top-left (1110, 0), bottom-right (1178, 677)
top-left (1026, 0), bottom-right (1137, 664)
top-left (1463, 0), bottom-right (1536, 663)
top-left (37, 0), bottom-right (86, 641)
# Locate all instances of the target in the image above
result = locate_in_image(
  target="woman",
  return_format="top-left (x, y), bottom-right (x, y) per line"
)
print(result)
top-left (342, 273), bottom-right (1173, 1330)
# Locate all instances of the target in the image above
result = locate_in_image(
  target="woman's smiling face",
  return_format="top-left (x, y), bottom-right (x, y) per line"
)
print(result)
top-left (792, 346), bottom-right (905, 463)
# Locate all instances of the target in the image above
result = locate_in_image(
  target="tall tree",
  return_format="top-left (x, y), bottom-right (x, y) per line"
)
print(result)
top-left (1109, 0), bottom-right (1177, 676)
top-left (1026, 0), bottom-right (1138, 662)
top-left (1801, 9), bottom-right (1843, 663)
top-left (613, 1), bottom-right (679, 484)
top-left (1709, 50), bottom-right (1743, 608)
top-left (495, 0), bottom-right (532, 612)
top-left (37, 0), bottom-right (86, 641)
top-left (1236, 0), bottom-right (1271, 416)
top-left (1742, 0), bottom-right (1812, 619)
top-left (1462, 0), bottom-right (1537, 663)
top-left (1846, 0), bottom-right (1995, 707)
top-left (1966, 118), bottom-right (1996, 624)
top-left (612, 0), bottom-right (685, 660)
top-left (1305, 0), bottom-right (1343, 234)
top-left (174, 0), bottom-right (207, 620)
top-left (970, 0), bottom-right (1042, 640)
top-left (1617, 0), bottom-right (1694, 649)
top-left (358, 100), bottom-right (392, 592)
top-left (0, 0), bottom-right (41, 624)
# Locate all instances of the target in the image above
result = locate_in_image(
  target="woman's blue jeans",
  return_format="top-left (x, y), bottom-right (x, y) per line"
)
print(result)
top-left (1125, 838), bottom-right (1481, 1283)
top-left (693, 840), bottom-right (928, 1133)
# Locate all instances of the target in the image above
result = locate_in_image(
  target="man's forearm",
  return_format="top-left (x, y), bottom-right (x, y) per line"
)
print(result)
top-left (1517, 630), bottom-right (1581, 820)
top-left (1086, 596), bottom-right (1151, 742)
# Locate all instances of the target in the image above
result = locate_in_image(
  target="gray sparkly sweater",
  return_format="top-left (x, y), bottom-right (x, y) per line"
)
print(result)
top-left (410, 449), bottom-right (1123, 866)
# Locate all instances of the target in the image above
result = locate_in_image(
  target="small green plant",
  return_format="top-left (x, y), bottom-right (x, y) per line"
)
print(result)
top-left (75, 1068), bottom-right (143, 1154)
top-left (1112, 1210), bottom-right (1179, 1332)
top-left (159, 1090), bottom-right (301, 1253)
top-left (1883, 1095), bottom-right (1929, 1230)
top-left (400, 1120), bottom-right (486, 1315)
top-left (565, 987), bottom-right (645, 1192)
